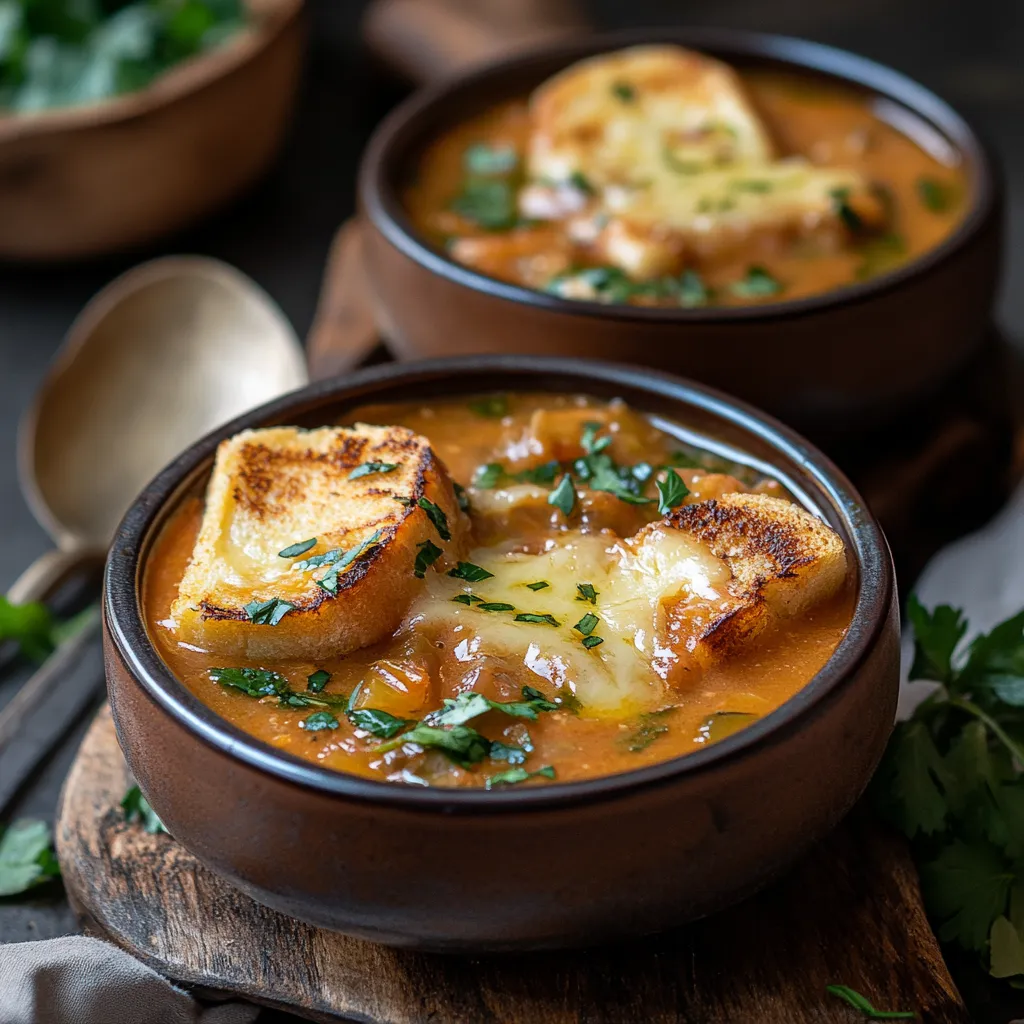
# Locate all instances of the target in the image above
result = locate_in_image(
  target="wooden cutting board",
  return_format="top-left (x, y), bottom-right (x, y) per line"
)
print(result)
top-left (56, 706), bottom-right (968, 1024)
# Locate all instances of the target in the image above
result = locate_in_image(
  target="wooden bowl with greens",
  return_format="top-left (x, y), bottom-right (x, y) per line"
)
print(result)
top-left (0, 0), bottom-right (303, 259)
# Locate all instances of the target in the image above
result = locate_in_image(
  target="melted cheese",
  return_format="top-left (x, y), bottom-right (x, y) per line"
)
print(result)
top-left (406, 530), bottom-right (728, 715)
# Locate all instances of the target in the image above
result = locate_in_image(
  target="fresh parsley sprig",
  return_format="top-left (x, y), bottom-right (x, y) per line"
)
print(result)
top-left (872, 597), bottom-right (1024, 981)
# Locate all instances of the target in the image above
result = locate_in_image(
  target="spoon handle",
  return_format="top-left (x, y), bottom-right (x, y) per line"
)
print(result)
top-left (6, 548), bottom-right (98, 606)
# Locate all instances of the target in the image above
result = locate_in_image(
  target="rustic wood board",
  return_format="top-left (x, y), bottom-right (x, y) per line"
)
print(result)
top-left (55, 706), bottom-right (969, 1024)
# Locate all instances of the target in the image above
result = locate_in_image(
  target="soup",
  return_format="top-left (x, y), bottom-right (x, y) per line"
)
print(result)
top-left (146, 394), bottom-right (853, 789)
top-left (404, 45), bottom-right (967, 307)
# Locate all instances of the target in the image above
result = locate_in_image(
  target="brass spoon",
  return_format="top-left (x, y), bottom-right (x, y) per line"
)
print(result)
top-left (0, 256), bottom-right (308, 808)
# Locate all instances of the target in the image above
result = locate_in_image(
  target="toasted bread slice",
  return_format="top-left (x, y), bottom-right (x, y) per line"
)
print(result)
top-left (524, 44), bottom-right (884, 277)
top-left (170, 425), bottom-right (468, 660)
top-left (643, 493), bottom-right (847, 681)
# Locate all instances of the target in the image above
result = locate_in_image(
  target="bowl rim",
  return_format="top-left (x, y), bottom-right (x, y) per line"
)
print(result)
top-left (0, 0), bottom-right (303, 142)
top-left (358, 25), bottom-right (999, 325)
top-left (105, 355), bottom-right (895, 814)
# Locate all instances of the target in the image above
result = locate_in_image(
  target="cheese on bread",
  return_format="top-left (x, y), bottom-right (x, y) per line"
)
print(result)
top-left (524, 44), bottom-right (885, 275)
top-left (170, 425), bottom-right (468, 660)
top-left (405, 493), bottom-right (846, 714)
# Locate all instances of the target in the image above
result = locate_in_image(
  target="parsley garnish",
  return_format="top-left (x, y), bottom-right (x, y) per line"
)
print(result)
top-left (576, 583), bottom-right (598, 604)
top-left (302, 711), bottom-right (339, 731)
top-left (526, 581), bottom-right (550, 591)
top-left (825, 985), bottom-right (914, 1020)
top-left (548, 474), bottom-right (577, 517)
top-left (417, 497), bottom-right (451, 541)
top-left (0, 820), bottom-right (60, 896)
top-left (122, 786), bottom-right (167, 836)
top-left (515, 612), bottom-right (560, 627)
top-left (474, 462), bottom-right (504, 489)
top-left (611, 80), bottom-right (636, 102)
top-left (348, 708), bottom-right (413, 738)
top-left (468, 394), bottom-right (509, 418)
top-left (307, 669), bottom-right (331, 693)
top-left (463, 143), bottom-right (518, 177)
top-left (278, 538), bottom-right (316, 558)
top-left (830, 186), bottom-right (864, 232)
top-left (454, 481), bottom-right (470, 512)
top-left (448, 561), bottom-right (494, 582)
top-left (580, 420), bottom-right (613, 455)
top-left (376, 723), bottom-right (494, 768)
top-left (916, 176), bottom-right (954, 213)
top-left (568, 170), bottom-right (595, 195)
top-left (625, 709), bottom-right (674, 752)
top-left (430, 687), bottom-right (560, 726)
top-left (656, 468), bottom-right (690, 514)
top-left (317, 530), bottom-right (384, 594)
top-left (210, 667), bottom-right (348, 709)
top-left (871, 597), bottom-right (1024, 979)
top-left (413, 540), bottom-right (443, 579)
top-left (678, 269), bottom-right (709, 308)
top-left (730, 265), bottom-right (782, 298)
top-left (581, 636), bottom-right (604, 649)
top-left (478, 601), bottom-right (515, 612)
top-left (244, 597), bottom-right (294, 626)
top-left (573, 613), bottom-right (599, 636)
top-left (349, 461), bottom-right (398, 480)
top-left (452, 179), bottom-right (518, 230)
top-left (486, 765), bottom-right (556, 789)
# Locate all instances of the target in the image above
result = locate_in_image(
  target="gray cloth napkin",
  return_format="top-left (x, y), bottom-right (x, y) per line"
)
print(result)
top-left (0, 936), bottom-right (259, 1024)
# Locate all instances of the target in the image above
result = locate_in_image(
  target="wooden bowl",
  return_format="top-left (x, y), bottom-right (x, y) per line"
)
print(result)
top-left (358, 28), bottom-right (1003, 442)
top-left (0, 0), bottom-right (304, 260)
top-left (103, 356), bottom-right (900, 951)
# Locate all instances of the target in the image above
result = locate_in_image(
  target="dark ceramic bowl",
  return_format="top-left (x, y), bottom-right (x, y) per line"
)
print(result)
top-left (103, 356), bottom-right (899, 951)
top-left (359, 28), bottom-right (1002, 442)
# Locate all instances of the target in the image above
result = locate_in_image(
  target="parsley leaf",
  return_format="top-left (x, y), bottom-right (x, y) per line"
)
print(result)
top-left (417, 497), bottom-right (451, 541)
top-left (302, 710), bottom-right (339, 731)
top-left (548, 474), bottom-right (576, 517)
top-left (478, 601), bottom-right (514, 612)
top-left (625, 709), bottom-right (673, 753)
top-left (526, 581), bottom-right (550, 591)
top-left (825, 985), bottom-right (915, 1020)
top-left (0, 820), bottom-right (61, 895)
top-left (377, 723), bottom-right (494, 768)
top-left (349, 708), bottom-right (414, 738)
top-left (730, 265), bottom-right (782, 298)
top-left (576, 583), bottom-right (598, 604)
top-left (656, 468), bottom-right (689, 514)
top-left (307, 669), bottom-right (331, 693)
top-left (121, 786), bottom-right (167, 836)
top-left (486, 765), bottom-right (556, 789)
top-left (349, 461), bottom-right (398, 480)
top-left (611, 80), bottom-right (635, 102)
top-left (244, 597), bottom-right (294, 625)
top-left (468, 394), bottom-right (509, 418)
top-left (907, 595), bottom-right (967, 685)
top-left (581, 635), bottom-right (604, 649)
top-left (448, 561), bottom-right (494, 582)
top-left (210, 666), bottom-right (288, 698)
top-left (917, 176), bottom-right (954, 213)
top-left (463, 143), bottom-right (518, 177)
top-left (278, 538), bottom-right (316, 558)
top-left (451, 179), bottom-right (518, 231)
top-left (413, 539), bottom-right (443, 579)
top-left (829, 186), bottom-right (864, 232)
top-left (474, 462), bottom-right (504, 489)
top-left (573, 613), bottom-right (599, 636)
top-left (515, 612), bottom-right (560, 626)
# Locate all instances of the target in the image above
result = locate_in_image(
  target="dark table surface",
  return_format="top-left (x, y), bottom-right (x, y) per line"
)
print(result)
top-left (2, 0), bottom-right (1023, 1020)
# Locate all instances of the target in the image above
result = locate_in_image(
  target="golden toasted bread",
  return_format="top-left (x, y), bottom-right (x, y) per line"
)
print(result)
top-left (170, 424), bottom-right (468, 660)
top-left (525, 44), bottom-right (885, 277)
top-left (644, 493), bottom-right (847, 680)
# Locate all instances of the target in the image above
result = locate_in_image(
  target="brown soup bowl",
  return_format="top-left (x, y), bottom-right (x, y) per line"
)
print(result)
top-left (358, 28), bottom-right (1002, 443)
top-left (103, 356), bottom-right (899, 951)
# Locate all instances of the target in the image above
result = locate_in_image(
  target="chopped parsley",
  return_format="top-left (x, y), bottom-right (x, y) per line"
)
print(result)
top-left (730, 265), bottom-right (782, 299)
top-left (302, 711), bottom-right (339, 731)
top-left (678, 269), bottom-right (710, 308)
top-left (478, 601), bottom-right (515, 612)
top-left (417, 497), bottom-right (451, 541)
top-left (573, 613), bottom-right (599, 636)
top-left (916, 176), bottom-right (954, 213)
top-left (278, 538), bottom-right (316, 558)
top-left (463, 143), bottom-right (518, 177)
top-left (121, 786), bottom-right (168, 836)
top-left (625, 709), bottom-right (674, 753)
top-left (413, 539), bottom-right (443, 579)
top-left (829, 186), bottom-right (864, 232)
top-left (0, 820), bottom-right (61, 896)
top-left (526, 581), bottom-right (550, 591)
top-left (306, 669), bottom-right (331, 693)
top-left (576, 583), bottom-right (598, 604)
top-left (448, 561), bottom-right (494, 582)
top-left (825, 985), bottom-right (914, 1020)
top-left (348, 708), bottom-right (414, 739)
top-left (376, 722), bottom-right (494, 768)
top-left (431, 687), bottom-right (561, 726)
top-left (548, 474), bottom-right (577, 517)
top-left (452, 594), bottom-right (479, 605)
top-left (210, 668), bottom-right (348, 709)
top-left (581, 635), bottom-right (604, 649)
top-left (656, 468), bottom-right (690, 514)
top-left (568, 170), bottom-right (595, 195)
top-left (871, 597), bottom-right (1024, 981)
top-left (451, 178), bottom-right (518, 231)
top-left (473, 462), bottom-right (504, 489)
top-left (515, 612), bottom-right (560, 627)
top-left (580, 420), bottom-right (613, 456)
top-left (611, 80), bottom-right (636, 102)
top-left (486, 765), bottom-right (556, 789)
top-left (856, 232), bottom-right (908, 281)
top-left (317, 530), bottom-right (384, 594)
top-left (243, 597), bottom-right (294, 626)
top-left (468, 394), bottom-right (509, 418)
top-left (348, 461), bottom-right (398, 480)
